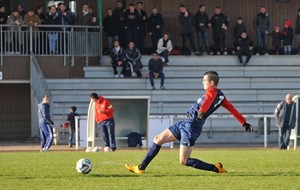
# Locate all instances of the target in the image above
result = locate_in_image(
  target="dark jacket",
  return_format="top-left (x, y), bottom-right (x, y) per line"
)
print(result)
top-left (194, 11), bottom-right (209, 32)
top-left (103, 14), bottom-right (118, 36)
top-left (148, 58), bottom-right (163, 73)
top-left (233, 23), bottom-right (246, 39)
top-left (178, 10), bottom-right (194, 34)
top-left (61, 9), bottom-right (74, 25)
top-left (0, 12), bottom-right (7, 24)
top-left (296, 15), bottom-right (300, 34)
top-left (67, 112), bottom-right (79, 130)
top-left (147, 13), bottom-right (164, 34)
top-left (123, 9), bottom-right (141, 29)
top-left (282, 27), bottom-right (294, 45)
top-left (253, 12), bottom-right (270, 31)
top-left (275, 101), bottom-right (296, 129)
top-left (43, 11), bottom-right (61, 31)
top-left (38, 103), bottom-right (54, 125)
top-left (269, 31), bottom-right (282, 47)
top-left (137, 9), bottom-right (147, 30)
top-left (125, 47), bottom-right (141, 62)
top-left (210, 13), bottom-right (229, 38)
top-left (110, 46), bottom-right (125, 62)
top-left (75, 12), bottom-right (93, 26)
top-left (113, 7), bottom-right (125, 30)
top-left (234, 36), bottom-right (254, 50)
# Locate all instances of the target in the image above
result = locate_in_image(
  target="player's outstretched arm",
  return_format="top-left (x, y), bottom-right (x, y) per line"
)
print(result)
top-left (242, 122), bottom-right (253, 132)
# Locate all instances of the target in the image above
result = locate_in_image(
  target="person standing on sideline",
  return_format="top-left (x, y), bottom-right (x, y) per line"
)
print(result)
top-left (178, 4), bottom-right (199, 55)
top-left (209, 6), bottom-right (229, 55)
top-left (274, 94), bottom-right (296, 150)
top-left (253, 6), bottom-right (270, 55)
top-left (194, 4), bottom-right (210, 55)
top-left (156, 33), bottom-right (173, 66)
top-left (38, 95), bottom-right (54, 152)
top-left (67, 106), bottom-right (79, 148)
top-left (125, 71), bottom-right (253, 174)
top-left (148, 52), bottom-right (165, 90)
top-left (90, 93), bottom-right (116, 151)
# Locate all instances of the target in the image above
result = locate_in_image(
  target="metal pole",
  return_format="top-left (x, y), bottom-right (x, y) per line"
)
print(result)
top-left (264, 116), bottom-right (268, 148)
top-left (97, 0), bottom-right (103, 25)
top-left (170, 115), bottom-right (174, 148)
top-left (1, 26), bottom-right (3, 67)
top-left (75, 116), bottom-right (79, 150)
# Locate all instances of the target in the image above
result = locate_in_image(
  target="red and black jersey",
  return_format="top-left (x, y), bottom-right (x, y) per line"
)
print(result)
top-left (187, 87), bottom-right (246, 125)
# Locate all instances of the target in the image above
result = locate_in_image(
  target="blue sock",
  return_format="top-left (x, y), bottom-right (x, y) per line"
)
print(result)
top-left (186, 158), bottom-right (216, 172)
top-left (139, 142), bottom-right (161, 170)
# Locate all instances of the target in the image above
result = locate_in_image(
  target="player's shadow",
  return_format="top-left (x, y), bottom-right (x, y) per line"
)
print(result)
top-left (90, 174), bottom-right (142, 178)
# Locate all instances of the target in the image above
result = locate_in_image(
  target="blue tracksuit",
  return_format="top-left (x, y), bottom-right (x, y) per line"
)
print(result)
top-left (38, 102), bottom-right (54, 150)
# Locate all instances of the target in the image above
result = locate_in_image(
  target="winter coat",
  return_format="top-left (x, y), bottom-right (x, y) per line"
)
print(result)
top-left (269, 31), bottom-right (282, 47)
top-left (282, 27), bottom-right (294, 45)
top-left (0, 12), bottom-right (7, 24)
top-left (43, 11), bottom-right (61, 31)
top-left (178, 10), bottom-right (194, 34)
top-left (103, 14), bottom-right (118, 36)
top-left (233, 23), bottom-right (246, 39)
top-left (253, 12), bottom-right (270, 31)
top-left (234, 36), bottom-right (254, 50)
top-left (125, 47), bottom-right (141, 62)
top-left (24, 13), bottom-right (41, 31)
top-left (147, 13), bottom-right (164, 34)
top-left (210, 13), bottom-right (229, 38)
top-left (194, 11), bottom-right (209, 32)
top-left (94, 96), bottom-right (114, 123)
top-left (157, 38), bottom-right (173, 54)
top-left (110, 46), bottom-right (125, 62)
top-left (123, 9), bottom-right (141, 29)
top-left (148, 58), bottom-right (163, 73)
top-left (38, 102), bottom-right (54, 125)
top-left (295, 15), bottom-right (300, 34)
top-left (274, 101), bottom-right (296, 129)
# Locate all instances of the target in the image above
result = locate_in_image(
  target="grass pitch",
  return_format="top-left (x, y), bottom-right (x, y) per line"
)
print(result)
top-left (0, 149), bottom-right (299, 190)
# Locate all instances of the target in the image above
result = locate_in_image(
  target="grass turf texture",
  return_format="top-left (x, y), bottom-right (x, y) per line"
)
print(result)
top-left (0, 149), bottom-right (299, 190)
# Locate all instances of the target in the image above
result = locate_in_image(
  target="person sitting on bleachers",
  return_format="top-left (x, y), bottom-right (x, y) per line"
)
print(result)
top-left (233, 32), bottom-right (254, 66)
top-left (110, 40), bottom-right (127, 78)
top-left (125, 42), bottom-right (143, 77)
top-left (148, 52), bottom-right (165, 90)
top-left (157, 33), bottom-right (173, 66)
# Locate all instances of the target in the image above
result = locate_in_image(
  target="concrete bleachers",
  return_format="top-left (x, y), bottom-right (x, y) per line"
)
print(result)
top-left (46, 55), bottom-right (300, 144)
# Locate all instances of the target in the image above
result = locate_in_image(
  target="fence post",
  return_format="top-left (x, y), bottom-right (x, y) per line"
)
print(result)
top-left (264, 116), bottom-right (268, 148)
top-left (75, 116), bottom-right (80, 150)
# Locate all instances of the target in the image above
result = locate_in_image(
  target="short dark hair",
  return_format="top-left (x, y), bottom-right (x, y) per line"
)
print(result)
top-left (129, 3), bottom-right (135, 7)
top-left (137, 2), bottom-right (143, 5)
top-left (237, 17), bottom-right (243, 20)
top-left (199, 4), bottom-right (205, 9)
top-left (90, 92), bottom-right (99, 99)
top-left (179, 4), bottom-right (186, 8)
top-left (70, 106), bottom-right (77, 112)
top-left (204, 71), bottom-right (219, 86)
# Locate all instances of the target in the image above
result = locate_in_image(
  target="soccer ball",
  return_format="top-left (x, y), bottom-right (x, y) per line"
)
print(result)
top-left (76, 158), bottom-right (92, 174)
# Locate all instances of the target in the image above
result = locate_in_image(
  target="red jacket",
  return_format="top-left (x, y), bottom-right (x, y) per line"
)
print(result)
top-left (94, 96), bottom-right (114, 123)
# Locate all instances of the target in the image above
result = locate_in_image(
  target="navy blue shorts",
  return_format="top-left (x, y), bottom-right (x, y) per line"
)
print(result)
top-left (169, 119), bottom-right (204, 147)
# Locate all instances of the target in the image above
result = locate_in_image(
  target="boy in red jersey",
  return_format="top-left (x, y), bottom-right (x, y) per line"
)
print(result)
top-left (125, 71), bottom-right (253, 174)
top-left (90, 93), bottom-right (116, 151)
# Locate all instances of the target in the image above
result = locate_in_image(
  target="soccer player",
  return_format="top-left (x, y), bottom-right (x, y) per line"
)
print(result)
top-left (125, 71), bottom-right (253, 174)
top-left (38, 95), bottom-right (54, 152)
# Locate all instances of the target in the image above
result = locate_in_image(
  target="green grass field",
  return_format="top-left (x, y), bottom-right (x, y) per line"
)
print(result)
top-left (0, 149), bottom-right (299, 190)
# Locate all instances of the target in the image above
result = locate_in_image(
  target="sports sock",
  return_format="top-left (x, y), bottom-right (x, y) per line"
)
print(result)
top-left (186, 158), bottom-right (217, 172)
top-left (139, 142), bottom-right (161, 170)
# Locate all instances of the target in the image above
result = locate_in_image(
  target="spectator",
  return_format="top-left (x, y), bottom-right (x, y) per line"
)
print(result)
top-left (157, 33), bottom-right (173, 66)
top-left (110, 40), bottom-right (126, 78)
top-left (253, 6), bottom-right (270, 55)
top-left (43, 5), bottom-right (61, 54)
top-left (234, 32), bottom-right (254, 65)
top-left (38, 95), bottom-right (54, 152)
top-left (233, 17), bottom-right (246, 41)
top-left (7, 9), bottom-right (24, 54)
top-left (24, 9), bottom-right (41, 53)
top-left (67, 106), bottom-right (79, 148)
top-left (147, 7), bottom-right (164, 52)
top-left (282, 19), bottom-right (293, 55)
top-left (0, 5), bottom-right (7, 24)
top-left (125, 42), bottom-right (143, 77)
top-left (113, 0), bottom-right (125, 46)
top-left (209, 6), bottom-right (229, 55)
top-left (59, 3), bottom-right (74, 26)
top-left (148, 52), bottom-right (165, 90)
top-left (136, 2), bottom-right (147, 53)
top-left (295, 8), bottom-right (300, 54)
top-left (194, 4), bottom-right (210, 55)
top-left (123, 4), bottom-right (141, 47)
top-left (268, 26), bottom-right (282, 55)
top-left (90, 93), bottom-right (116, 151)
top-left (35, 5), bottom-right (45, 22)
top-left (103, 8), bottom-right (119, 49)
top-left (75, 4), bottom-right (93, 27)
top-left (178, 4), bottom-right (199, 55)
top-left (17, 4), bottom-right (26, 19)
top-left (274, 94), bottom-right (296, 150)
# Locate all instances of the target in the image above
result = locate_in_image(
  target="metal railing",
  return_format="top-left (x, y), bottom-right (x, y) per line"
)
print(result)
top-left (0, 25), bottom-right (103, 66)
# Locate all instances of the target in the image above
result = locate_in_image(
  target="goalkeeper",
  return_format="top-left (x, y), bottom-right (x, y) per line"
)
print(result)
top-left (126, 71), bottom-right (253, 174)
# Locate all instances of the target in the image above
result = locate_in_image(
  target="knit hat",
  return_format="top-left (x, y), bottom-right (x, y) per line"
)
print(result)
top-left (284, 19), bottom-right (292, 28)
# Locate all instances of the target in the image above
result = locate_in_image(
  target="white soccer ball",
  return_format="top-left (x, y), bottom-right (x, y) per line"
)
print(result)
top-left (92, 146), bottom-right (102, 152)
top-left (76, 158), bottom-right (92, 174)
top-left (85, 147), bottom-right (93, 152)
top-left (103, 147), bottom-right (112, 152)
